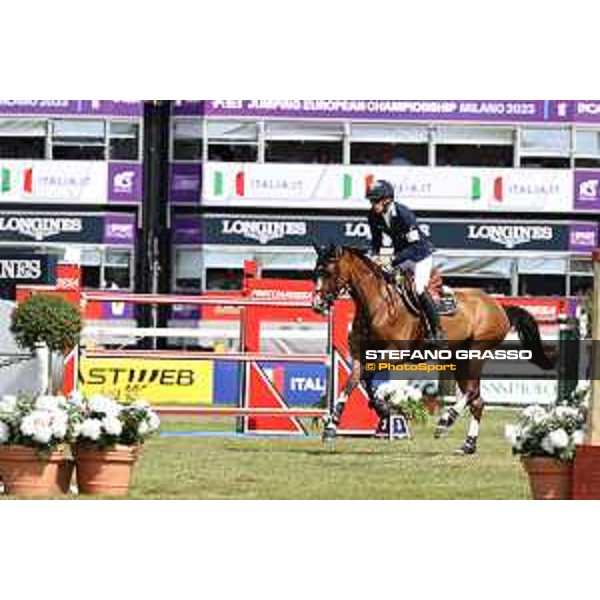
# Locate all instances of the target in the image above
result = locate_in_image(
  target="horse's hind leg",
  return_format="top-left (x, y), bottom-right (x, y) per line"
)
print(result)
top-left (455, 360), bottom-right (486, 456)
top-left (323, 357), bottom-right (362, 441)
top-left (434, 362), bottom-right (469, 439)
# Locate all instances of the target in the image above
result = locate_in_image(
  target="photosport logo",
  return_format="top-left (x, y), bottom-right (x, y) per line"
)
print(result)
top-left (357, 340), bottom-right (595, 382)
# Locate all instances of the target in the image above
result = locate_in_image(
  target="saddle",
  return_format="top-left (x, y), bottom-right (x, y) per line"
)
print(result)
top-left (392, 268), bottom-right (458, 317)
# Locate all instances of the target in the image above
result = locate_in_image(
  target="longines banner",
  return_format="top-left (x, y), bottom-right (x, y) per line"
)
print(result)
top-left (198, 215), bottom-right (598, 253)
top-left (0, 212), bottom-right (136, 245)
top-left (203, 164), bottom-right (573, 213)
top-left (0, 254), bottom-right (56, 284)
top-left (0, 161), bottom-right (142, 204)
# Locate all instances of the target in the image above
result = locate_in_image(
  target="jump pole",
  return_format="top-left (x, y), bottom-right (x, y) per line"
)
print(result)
top-left (573, 249), bottom-right (600, 499)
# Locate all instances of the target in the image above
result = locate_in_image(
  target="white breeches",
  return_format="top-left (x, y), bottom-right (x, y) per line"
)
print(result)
top-left (414, 256), bottom-right (433, 294)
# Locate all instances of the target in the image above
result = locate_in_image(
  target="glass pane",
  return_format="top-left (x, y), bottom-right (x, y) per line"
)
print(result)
top-left (265, 121), bottom-right (344, 141)
top-left (110, 122), bottom-right (139, 138)
top-left (80, 248), bottom-right (102, 266)
top-left (351, 142), bottom-right (428, 166)
top-left (521, 128), bottom-right (570, 155)
top-left (104, 266), bottom-right (131, 289)
top-left (176, 250), bottom-right (203, 279)
top-left (207, 120), bottom-right (258, 141)
top-left (351, 123), bottom-right (429, 143)
top-left (52, 145), bottom-right (105, 160)
top-left (209, 144), bottom-right (258, 162)
top-left (436, 126), bottom-right (514, 145)
top-left (53, 120), bottom-right (105, 138)
top-left (174, 120), bottom-right (203, 139)
top-left (105, 249), bottom-right (131, 267)
top-left (0, 138), bottom-right (45, 159)
top-left (0, 119), bottom-right (46, 137)
top-left (576, 129), bottom-right (600, 156)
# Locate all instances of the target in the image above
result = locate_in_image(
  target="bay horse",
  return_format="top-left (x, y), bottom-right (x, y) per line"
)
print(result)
top-left (311, 245), bottom-right (555, 455)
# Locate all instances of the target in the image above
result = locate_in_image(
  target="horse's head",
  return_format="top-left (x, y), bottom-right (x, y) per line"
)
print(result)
top-left (311, 245), bottom-right (348, 315)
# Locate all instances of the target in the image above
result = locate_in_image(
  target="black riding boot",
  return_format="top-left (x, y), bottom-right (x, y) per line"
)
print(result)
top-left (419, 291), bottom-right (448, 348)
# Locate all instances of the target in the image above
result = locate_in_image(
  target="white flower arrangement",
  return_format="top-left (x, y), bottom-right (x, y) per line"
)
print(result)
top-left (0, 394), bottom-right (80, 451)
top-left (72, 395), bottom-right (161, 449)
top-left (0, 393), bottom-right (161, 452)
top-left (506, 383), bottom-right (589, 463)
top-left (375, 381), bottom-right (429, 424)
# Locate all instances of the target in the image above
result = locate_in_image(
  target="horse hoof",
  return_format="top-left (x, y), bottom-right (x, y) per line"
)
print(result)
top-left (455, 438), bottom-right (478, 456)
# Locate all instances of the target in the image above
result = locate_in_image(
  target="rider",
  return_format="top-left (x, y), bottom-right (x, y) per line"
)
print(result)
top-left (366, 179), bottom-right (447, 347)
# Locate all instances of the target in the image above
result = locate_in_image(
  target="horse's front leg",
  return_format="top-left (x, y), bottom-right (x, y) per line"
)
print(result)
top-left (323, 357), bottom-right (362, 442)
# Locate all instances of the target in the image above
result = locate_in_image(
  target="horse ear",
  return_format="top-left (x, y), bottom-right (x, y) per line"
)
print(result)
top-left (313, 244), bottom-right (325, 258)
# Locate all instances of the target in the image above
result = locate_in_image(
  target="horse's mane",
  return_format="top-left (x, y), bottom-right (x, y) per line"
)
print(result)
top-left (341, 247), bottom-right (397, 309)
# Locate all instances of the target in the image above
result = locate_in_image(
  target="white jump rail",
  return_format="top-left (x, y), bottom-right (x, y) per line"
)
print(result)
top-left (82, 349), bottom-right (330, 364)
top-left (83, 291), bottom-right (316, 309)
top-left (156, 407), bottom-right (327, 418)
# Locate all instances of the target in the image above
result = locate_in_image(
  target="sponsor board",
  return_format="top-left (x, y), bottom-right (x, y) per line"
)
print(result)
top-left (80, 358), bottom-right (214, 406)
top-left (203, 164), bottom-right (573, 213)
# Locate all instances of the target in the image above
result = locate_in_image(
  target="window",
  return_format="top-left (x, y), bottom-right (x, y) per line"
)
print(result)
top-left (443, 276), bottom-right (511, 296)
top-left (265, 121), bottom-right (343, 164)
top-left (575, 129), bottom-right (600, 168)
top-left (0, 119), bottom-right (46, 159)
top-left (109, 122), bottom-right (140, 161)
top-left (208, 120), bottom-right (258, 163)
top-left (206, 268), bottom-right (243, 291)
top-left (173, 119), bottom-right (203, 161)
top-left (104, 249), bottom-right (133, 289)
top-left (520, 127), bottom-right (571, 169)
top-left (351, 123), bottom-right (428, 166)
top-left (52, 120), bottom-right (106, 160)
top-left (519, 274), bottom-right (566, 296)
top-left (174, 249), bottom-right (203, 292)
top-left (434, 126), bottom-right (514, 167)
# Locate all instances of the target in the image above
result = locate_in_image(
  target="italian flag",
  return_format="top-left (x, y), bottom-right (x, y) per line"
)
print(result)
top-left (1, 168), bottom-right (33, 194)
top-left (213, 171), bottom-right (246, 197)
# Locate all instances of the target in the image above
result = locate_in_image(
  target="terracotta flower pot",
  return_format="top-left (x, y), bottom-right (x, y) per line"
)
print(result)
top-left (74, 444), bottom-right (139, 497)
top-left (0, 445), bottom-right (67, 498)
top-left (521, 457), bottom-right (573, 500)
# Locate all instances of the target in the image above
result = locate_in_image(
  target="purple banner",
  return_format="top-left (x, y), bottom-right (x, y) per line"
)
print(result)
top-left (173, 216), bottom-right (202, 245)
top-left (574, 170), bottom-right (600, 211)
top-left (569, 223), bottom-right (598, 252)
top-left (108, 163), bottom-right (143, 203)
top-left (104, 214), bottom-right (136, 246)
top-left (170, 163), bottom-right (202, 204)
top-left (172, 99), bottom-right (600, 124)
top-left (200, 100), bottom-right (563, 123)
top-left (0, 100), bottom-right (143, 117)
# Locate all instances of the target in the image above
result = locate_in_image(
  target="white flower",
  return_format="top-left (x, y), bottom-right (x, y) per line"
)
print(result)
top-left (0, 421), bottom-right (10, 444)
top-left (133, 401), bottom-right (150, 410)
top-left (68, 390), bottom-right (85, 407)
top-left (138, 421), bottom-right (150, 436)
top-left (573, 430), bottom-right (586, 445)
top-left (20, 411), bottom-right (52, 437)
top-left (147, 412), bottom-right (161, 431)
top-left (51, 416), bottom-right (68, 439)
top-left (35, 395), bottom-right (60, 412)
top-left (102, 416), bottom-right (123, 437)
top-left (554, 406), bottom-right (579, 420)
top-left (81, 418), bottom-right (103, 441)
top-left (523, 405), bottom-right (547, 421)
top-left (549, 428), bottom-right (570, 450)
top-left (32, 426), bottom-right (53, 445)
top-left (504, 424), bottom-right (518, 446)
top-left (0, 396), bottom-right (17, 414)
top-left (89, 395), bottom-right (121, 417)
top-left (541, 435), bottom-right (555, 455)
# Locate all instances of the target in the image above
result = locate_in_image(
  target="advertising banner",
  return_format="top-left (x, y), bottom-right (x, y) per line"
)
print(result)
top-left (170, 163), bottom-right (202, 204)
top-left (574, 170), bottom-right (600, 211)
top-left (79, 357), bottom-right (214, 406)
top-left (0, 100), bottom-right (143, 117)
top-left (0, 254), bottom-right (56, 284)
top-left (0, 212), bottom-right (135, 245)
top-left (175, 99), bottom-right (600, 124)
top-left (1, 161), bottom-right (142, 205)
top-left (197, 214), bottom-right (597, 254)
top-left (203, 163), bottom-right (573, 213)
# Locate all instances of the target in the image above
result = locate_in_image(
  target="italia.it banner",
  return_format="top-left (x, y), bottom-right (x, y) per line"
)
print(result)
top-left (0, 161), bottom-right (142, 204)
top-left (204, 163), bottom-right (574, 213)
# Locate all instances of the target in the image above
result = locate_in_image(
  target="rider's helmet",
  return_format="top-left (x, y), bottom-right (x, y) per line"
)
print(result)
top-left (366, 180), bottom-right (395, 204)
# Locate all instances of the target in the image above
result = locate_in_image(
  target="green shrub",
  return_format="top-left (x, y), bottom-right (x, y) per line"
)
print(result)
top-left (11, 294), bottom-right (82, 354)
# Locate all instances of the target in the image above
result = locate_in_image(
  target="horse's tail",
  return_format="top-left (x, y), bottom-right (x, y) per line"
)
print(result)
top-left (504, 306), bottom-right (556, 371)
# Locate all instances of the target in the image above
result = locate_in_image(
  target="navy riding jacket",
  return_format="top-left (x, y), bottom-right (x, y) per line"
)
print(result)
top-left (368, 202), bottom-right (434, 266)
